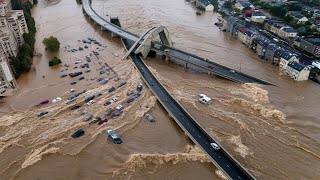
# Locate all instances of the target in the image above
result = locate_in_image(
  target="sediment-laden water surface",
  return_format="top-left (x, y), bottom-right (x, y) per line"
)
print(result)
top-left (0, 0), bottom-right (319, 179)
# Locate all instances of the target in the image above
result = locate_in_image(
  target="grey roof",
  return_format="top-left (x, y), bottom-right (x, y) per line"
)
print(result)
top-left (281, 51), bottom-right (295, 60)
top-left (239, 1), bottom-right (253, 8)
top-left (252, 12), bottom-right (265, 16)
top-left (282, 27), bottom-right (297, 33)
top-left (199, 0), bottom-right (212, 6)
top-left (287, 61), bottom-right (306, 71)
top-left (303, 37), bottom-right (320, 46)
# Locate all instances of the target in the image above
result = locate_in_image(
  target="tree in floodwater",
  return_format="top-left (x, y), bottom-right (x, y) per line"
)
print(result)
top-left (42, 36), bottom-right (60, 52)
top-left (49, 57), bottom-right (62, 66)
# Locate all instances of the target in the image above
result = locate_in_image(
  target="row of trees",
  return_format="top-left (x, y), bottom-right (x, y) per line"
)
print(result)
top-left (10, 1), bottom-right (37, 78)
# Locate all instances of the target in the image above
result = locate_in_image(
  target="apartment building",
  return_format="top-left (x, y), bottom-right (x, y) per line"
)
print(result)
top-left (0, 27), bottom-right (18, 58)
top-left (4, 10), bottom-right (29, 45)
top-left (0, 46), bottom-right (17, 95)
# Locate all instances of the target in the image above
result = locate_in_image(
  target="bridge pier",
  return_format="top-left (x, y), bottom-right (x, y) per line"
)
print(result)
top-left (123, 26), bottom-right (173, 59)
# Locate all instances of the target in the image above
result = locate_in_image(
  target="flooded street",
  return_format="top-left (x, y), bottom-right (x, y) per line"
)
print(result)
top-left (0, 0), bottom-right (319, 179)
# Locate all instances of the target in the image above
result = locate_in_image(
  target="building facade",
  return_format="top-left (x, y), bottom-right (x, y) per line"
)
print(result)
top-left (0, 46), bottom-right (17, 95)
top-left (279, 52), bottom-right (299, 70)
top-left (299, 37), bottom-right (320, 58)
top-left (0, 27), bottom-right (18, 58)
top-left (4, 10), bottom-right (29, 45)
top-left (284, 61), bottom-right (311, 81)
top-left (251, 12), bottom-right (266, 23)
top-left (238, 27), bottom-right (255, 47)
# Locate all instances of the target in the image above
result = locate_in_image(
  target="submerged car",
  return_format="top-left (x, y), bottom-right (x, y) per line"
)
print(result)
top-left (70, 80), bottom-right (77, 85)
top-left (103, 101), bottom-right (111, 106)
top-left (89, 117), bottom-right (101, 125)
top-left (71, 128), bottom-right (85, 138)
top-left (198, 94), bottom-right (211, 105)
top-left (108, 87), bottom-right (116, 93)
top-left (104, 108), bottom-right (114, 116)
top-left (144, 114), bottom-right (155, 122)
top-left (118, 82), bottom-right (127, 88)
top-left (37, 111), bottom-right (48, 117)
top-left (101, 79), bottom-right (108, 85)
top-left (52, 97), bottom-right (62, 103)
top-left (116, 105), bottom-right (123, 110)
top-left (137, 83), bottom-right (143, 92)
top-left (70, 105), bottom-right (81, 110)
top-left (107, 129), bottom-right (122, 144)
top-left (111, 110), bottom-right (123, 118)
top-left (132, 93), bottom-right (141, 99)
top-left (83, 115), bottom-right (93, 122)
top-left (126, 97), bottom-right (134, 104)
top-left (110, 97), bottom-right (117, 103)
top-left (96, 77), bottom-right (104, 82)
top-left (86, 100), bottom-right (94, 106)
top-left (79, 111), bottom-right (88, 116)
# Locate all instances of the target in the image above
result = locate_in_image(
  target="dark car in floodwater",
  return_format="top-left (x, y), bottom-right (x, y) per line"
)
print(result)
top-left (71, 128), bottom-right (85, 138)
top-left (70, 105), bottom-right (81, 110)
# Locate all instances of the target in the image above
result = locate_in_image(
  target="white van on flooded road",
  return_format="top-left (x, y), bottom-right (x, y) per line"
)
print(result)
top-left (198, 94), bottom-right (211, 105)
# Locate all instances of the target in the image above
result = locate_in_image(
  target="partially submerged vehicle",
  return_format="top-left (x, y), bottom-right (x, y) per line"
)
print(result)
top-left (198, 94), bottom-right (211, 105)
top-left (89, 117), bottom-right (101, 125)
top-left (38, 100), bottom-right (49, 105)
top-left (107, 129), bottom-right (122, 144)
top-left (37, 111), bottom-right (48, 117)
top-left (83, 115), bottom-right (93, 122)
top-left (70, 105), bottom-right (81, 110)
top-left (71, 128), bottom-right (85, 138)
top-left (145, 114), bottom-right (155, 122)
top-left (52, 97), bottom-right (62, 103)
top-left (137, 83), bottom-right (143, 92)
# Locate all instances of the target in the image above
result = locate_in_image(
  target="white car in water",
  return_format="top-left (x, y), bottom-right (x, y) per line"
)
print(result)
top-left (116, 105), bottom-right (123, 110)
top-left (198, 94), bottom-right (211, 105)
top-left (86, 100), bottom-right (94, 106)
top-left (110, 97), bottom-right (118, 103)
top-left (52, 97), bottom-right (62, 103)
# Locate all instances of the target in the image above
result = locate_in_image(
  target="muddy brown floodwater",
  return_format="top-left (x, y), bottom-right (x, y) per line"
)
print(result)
top-left (0, 0), bottom-right (319, 179)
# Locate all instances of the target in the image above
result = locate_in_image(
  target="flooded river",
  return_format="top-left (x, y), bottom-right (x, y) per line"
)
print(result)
top-left (0, 0), bottom-right (319, 179)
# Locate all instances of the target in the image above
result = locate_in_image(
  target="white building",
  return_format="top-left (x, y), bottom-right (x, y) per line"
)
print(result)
top-left (278, 27), bottom-right (297, 39)
top-left (279, 52), bottom-right (299, 70)
top-left (4, 10), bottom-right (29, 45)
top-left (0, 27), bottom-right (18, 58)
top-left (235, 1), bottom-right (254, 11)
top-left (0, 47), bottom-right (17, 95)
top-left (251, 12), bottom-right (266, 23)
top-left (238, 28), bottom-right (255, 47)
top-left (196, 0), bottom-right (214, 11)
top-left (284, 61), bottom-right (311, 81)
